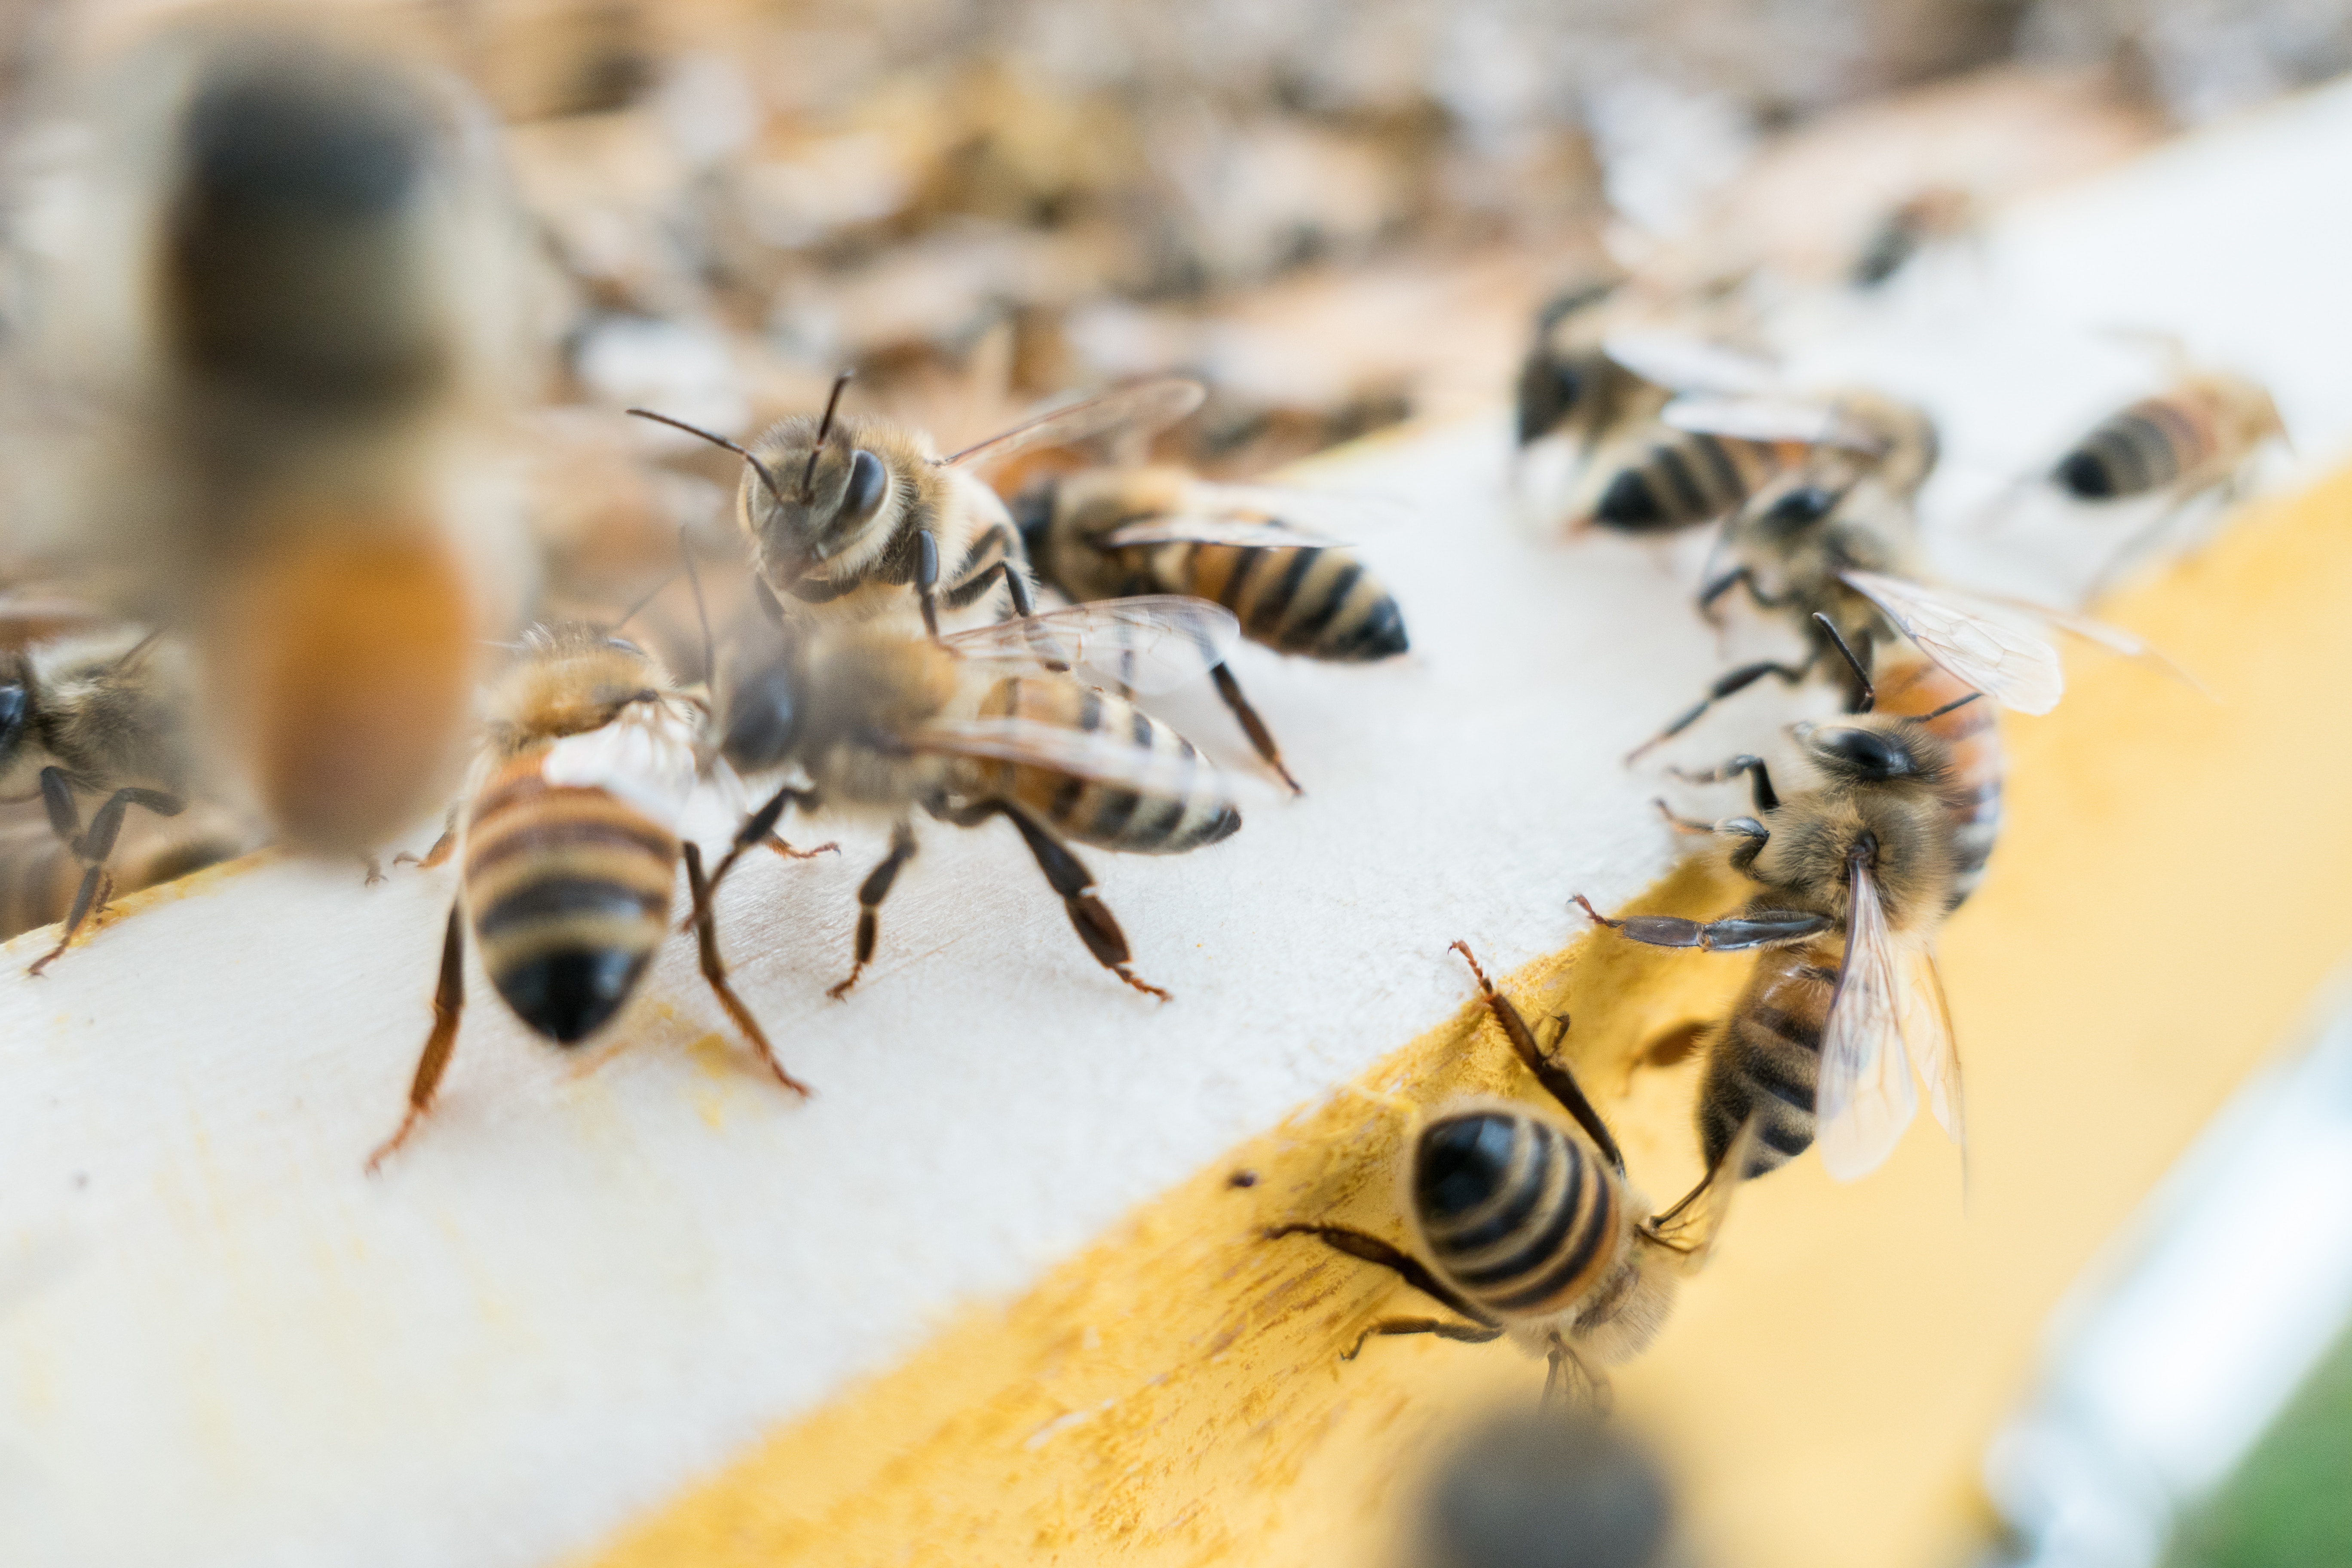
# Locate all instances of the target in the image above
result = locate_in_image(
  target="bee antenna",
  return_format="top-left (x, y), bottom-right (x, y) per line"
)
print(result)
top-left (802, 371), bottom-right (854, 502)
top-left (1917, 691), bottom-right (1983, 722)
top-left (627, 408), bottom-right (789, 510)
top-left (612, 567), bottom-right (682, 634)
top-left (1811, 612), bottom-right (1875, 713)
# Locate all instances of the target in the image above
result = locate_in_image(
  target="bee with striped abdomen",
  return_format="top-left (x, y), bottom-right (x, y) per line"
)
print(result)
top-left (701, 597), bottom-right (1245, 1002)
top-left (366, 625), bottom-right (797, 1170)
top-left (631, 376), bottom-right (1207, 640)
top-left (1578, 671), bottom-right (1976, 1184)
top-left (1513, 277), bottom-right (1655, 455)
top-left (1015, 466), bottom-right (1407, 792)
top-left (1267, 943), bottom-right (1751, 1408)
top-left (2054, 371), bottom-right (2283, 506)
top-left (22, 20), bottom-right (528, 858)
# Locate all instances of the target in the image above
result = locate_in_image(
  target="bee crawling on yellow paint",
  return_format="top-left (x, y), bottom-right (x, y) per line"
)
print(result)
top-left (1268, 943), bottom-right (1752, 1409)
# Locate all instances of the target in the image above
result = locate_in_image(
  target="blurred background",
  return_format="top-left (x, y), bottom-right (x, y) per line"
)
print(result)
top-left (6, 3), bottom-right (2352, 1566)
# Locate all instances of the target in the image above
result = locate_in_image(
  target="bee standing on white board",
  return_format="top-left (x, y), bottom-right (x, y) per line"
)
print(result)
top-left (0, 813), bottom-right (244, 949)
top-left (700, 597), bottom-right (1246, 1002)
top-left (2052, 369), bottom-right (2284, 508)
top-left (1015, 466), bottom-right (1408, 793)
top-left (631, 375), bottom-right (1207, 638)
top-left (1578, 643), bottom-right (1972, 1184)
top-left (1513, 278), bottom-right (1659, 456)
top-left (1268, 944), bottom-right (1752, 1409)
top-left (0, 628), bottom-right (206, 974)
top-left (367, 625), bottom-right (795, 1171)
top-left (22, 21), bottom-right (525, 856)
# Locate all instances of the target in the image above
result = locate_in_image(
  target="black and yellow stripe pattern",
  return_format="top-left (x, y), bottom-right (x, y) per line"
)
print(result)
top-left (2054, 395), bottom-right (2211, 499)
top-left (1410, 1109), bottom-right (1624, 1321)
top-left (1696, 940), bottom-right (1839, 1180)
top-left (963, 676), bottom-right (1239, 854)
top-left (1586, 427), bottom-right (1790, 533)
top-left (464, 754), bottom-right (679, 1043)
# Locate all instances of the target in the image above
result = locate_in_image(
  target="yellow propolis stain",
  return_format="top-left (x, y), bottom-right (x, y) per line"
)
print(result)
top-left (586, 467), bottom-right (2352, 1568)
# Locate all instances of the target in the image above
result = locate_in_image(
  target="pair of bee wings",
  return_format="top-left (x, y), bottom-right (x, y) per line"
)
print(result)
top-left (1815, 857), bottom-right (1963, 1182)
top-left (1599, 333), bottom-right (1894, 457)
top-left (940, 376), bottom-right (1208, 472)
top-left (1839, 568), bottom-right (2189, 717)
top-left (908, 596), bottom-right (1251, 802)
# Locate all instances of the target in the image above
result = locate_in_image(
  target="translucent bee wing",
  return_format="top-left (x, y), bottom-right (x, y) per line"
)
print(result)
top-left (1939, 587), bottom-right (2208, 695)
top-left (938, 596), bottom-right (1240, 694)
top-left (1662, 395), bottom-right (1891, 456)
top-left (910, 714), bottom-right (1242, 803)
top-left (1816, 856), bottom-right (1919, 1182)
top-left (1838, 569), bottom-right (2065, 715)
top-left (1902, 946), bottom-right (1965, 1148)
top-left (1096, 514), bottom-right (1353, 551)
top-left (1645, 1113), bottom-right (1762, 1266)
top-left (1600, 332), bottom-right (1781, 395)
top-left (940, 377), bottom-right (1207, 471)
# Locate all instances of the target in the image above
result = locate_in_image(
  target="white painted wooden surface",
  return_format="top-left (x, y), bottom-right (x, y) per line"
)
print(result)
top-left (5, 76), bottom-right (2352, 1568)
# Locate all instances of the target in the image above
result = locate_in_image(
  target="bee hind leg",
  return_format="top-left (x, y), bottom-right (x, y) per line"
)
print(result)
top-left (828, 823), bottom-right (917, 1000)
top-left (684, 842), bottom-right (809, 1096)
top-left (1262, 1222), bottom-right (1504, 1353)
top-left (1211, 663), bottom-right (1305, 795)
top-left (995, 802), bottom-right (1169, 1000)
top-left (28, 775), bottom-right (184, 976)
top-left (366, 900), bottom-right (467, 1173)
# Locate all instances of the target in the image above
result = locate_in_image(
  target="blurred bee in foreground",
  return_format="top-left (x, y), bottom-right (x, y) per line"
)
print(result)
top-left (1630, 392), bottom-right (2176, 770)
top-left (1268, 943), bottom-right (1751, 1409)
top-left (631, 375), bottom-right (1207, 638)
top-left (368, 625), bottom-right (795, 1171)
top-left (0, 628), bottom-right (206, 973)
top-left (24, 20), bottom-right (525, 856)
top-left (1016, 466), bottom-right (1408, 793)
top-left (701, 597), bottom-right (1245, 1001)
top-left (1850, 185), bottom-right (1978, 290)
top-left (1415, 1405), bottom-right (1683, 1568)
top-left (1578, 652), bottom-right (1972, 1183)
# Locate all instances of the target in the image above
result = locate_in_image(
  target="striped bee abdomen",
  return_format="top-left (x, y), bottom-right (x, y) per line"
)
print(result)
top-left (2055, 397), bottom-right (2210, 500)
top-left (462, 755), bottom-right (678, 1044)
top-left (1699, 944), bottom-right (1839, 1181)
top-left (1412, 1110), bottom-right (1623, 1321)
top-left (1589, 429), bottom-right (1784, 533)
top-left (1148, 543), bottom-right (1407, 662)
top-left (967, 677), bottom-right (1239, 854)
top-left (1877, 653), bottom-right (2003, 909)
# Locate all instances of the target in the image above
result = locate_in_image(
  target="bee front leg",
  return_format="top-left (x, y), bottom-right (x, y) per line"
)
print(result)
top-left (1569, 894), bottom-right (1828, 952)
top-left (1667, 753), bottom-right (1778, 813)
top-left (29, 778), bottom-right (184, 976)
top-left (940, 524), bottom-right (1038, 619)
top-left (366, 900), bottom-right (468, 1173)
top-left (829, 822), bottom-right (917, 1000)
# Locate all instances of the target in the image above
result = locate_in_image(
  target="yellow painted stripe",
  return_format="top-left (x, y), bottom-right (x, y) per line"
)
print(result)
top-left (582, 465), bottom-right (2352, 1568)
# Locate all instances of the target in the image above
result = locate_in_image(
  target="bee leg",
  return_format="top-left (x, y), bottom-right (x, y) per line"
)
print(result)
top-left (1667, 753), bottom-right (1778, 813)
top-left (828, 823), bottom-right (917, 1000)
top-left (700, 784), bottom-right (824, 921)
top-left (363, 856), bottom-right (385, 885)
top-left (1450, 941), bottom-right (1625, 1175)
top-left (28, 780), bottom-right (183, 976)
top-left (1348, 1317), bottom-right (1509, 1359)
top-left (941, 525), bottom-right (1038, 619)
top-left (1569, 894), bottom-right (1829, 952)
top-left (395, 803), bottom-right (462, 870)
top-left (683, 842), bottom-right (810, 1096)
top-left (1263, 1222), bottom-right (1504, 1341)
top-left (366, 900), bottom-right (467, 1173)
top-left (1211, 663), bottom-right (1305, 795)
top-left (993, 802), bottom-right (1169, 1000)
top-left (913, 528), bottom-right (943, 640)
top-left (763, 836), bottom-right (839, 861)
top-left (1624, 658), bottom-right (1815, 764)
top-left (1696, 565), bottom-right (1786, 626)
top-left (1653, 799), bottom-right (1714, 834)
top-left (1543, 1337), bottom-right (1611, 1413)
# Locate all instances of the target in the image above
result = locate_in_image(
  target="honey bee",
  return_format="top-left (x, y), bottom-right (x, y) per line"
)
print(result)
top-left (1014, 466), bottom-right (1408, 793)
top-left (24, 20), bottom-right (524, 856)
top-left (366, 625), bottom-right (796, 1171)
top-left (1576, 680), bottom-right (1975, 1183)
top-left (699, 597), bottom-right (1246, 1002)
top-left (2052, 371), bottom-right (2283, 505)
top-left (0, 814), bottom-right (244, 948)
top-left (1513, 277), bottom-right (1656, 453)
top-left (1267, 943), bottom-right (1751, 1408)
top-left (0, 628), bottom-right (208, 973)
top-left (631, 375), bottom-right (1207, 639)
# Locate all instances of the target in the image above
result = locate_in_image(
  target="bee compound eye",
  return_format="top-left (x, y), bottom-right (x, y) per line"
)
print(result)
top-left (1765, 485), bottom-right (1836, 528)
top-left (842, 449), bottom-right (888, 521)
top-left (1820, 726), bottom-right (1913, 779)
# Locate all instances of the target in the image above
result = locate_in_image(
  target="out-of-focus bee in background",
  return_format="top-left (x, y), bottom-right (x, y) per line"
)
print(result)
top-left (1850, 184), bottom-right (1978, 290)
top-left (1270, 943), bottom-right (1752, 1409)
top-left (1578, 658), bottom-right (1973, 1184)
top-left (1016, 466), bottom-right (1408, 793)
top-left (634, 374), bottom-right (1206, 638)
top-left (0, 627), bottom-right (214, 972)
top-left (701, 597), bottom-right (1247, 1002)
top-left (6, 18), bottom-right (531, 857)
top-left (368, 624), bottom-right (795, 1171)
top-left (1415, 1404), bottom-right (1688, 1568)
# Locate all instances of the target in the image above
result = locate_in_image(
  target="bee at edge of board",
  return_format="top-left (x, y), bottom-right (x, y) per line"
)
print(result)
top-left (695, 595), bottom-right (1249, 1004)
top-left (629, 374), bottom-right (1210, 640)
top-left (366, 624), bottom-right (798, 1171)
top-left (1266, 943), bottom-right (1754, 1410)
top-left (1579, 641), bottom-right (1972, 1185)
top-left (1014, 464), bottom-right (1409, 794)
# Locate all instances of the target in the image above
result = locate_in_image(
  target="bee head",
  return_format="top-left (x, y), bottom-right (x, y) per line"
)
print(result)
top-left (740, 372), bottom-right (893, 579)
